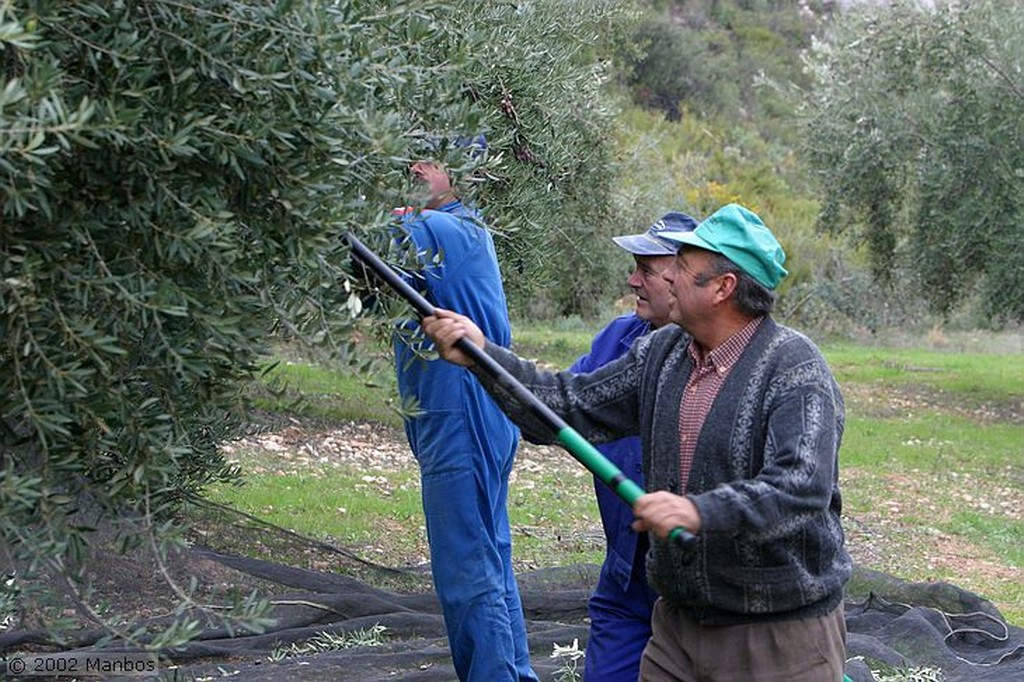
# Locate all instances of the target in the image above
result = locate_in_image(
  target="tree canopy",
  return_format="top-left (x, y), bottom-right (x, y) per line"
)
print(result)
top-left (0, 0), bottom-right (637, 638)
top-left (799, 0), bottom-right (1024, 324)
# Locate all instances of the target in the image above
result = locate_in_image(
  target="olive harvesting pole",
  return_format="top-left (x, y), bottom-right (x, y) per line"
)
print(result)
top-left (345, 232), bottom-right (695, 547)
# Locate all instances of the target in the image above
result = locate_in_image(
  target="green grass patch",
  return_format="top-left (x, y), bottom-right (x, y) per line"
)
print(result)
top-left (208, 467), bottom-right (423, 552)
top-left (825, 344), bottom-right (1024, 403)
top-left (252, 360), bottom-right (401, 428)
top-left (508, 472), bottom-right (604, 568)
top-left (841, 413), bottom-right (1021, 471)
top-left (944, 511), bottom-right (1024, 568)
top-left (510, 323), bottom-right (601, 370)
top-left (825, 344), bottom-right (1023, 623)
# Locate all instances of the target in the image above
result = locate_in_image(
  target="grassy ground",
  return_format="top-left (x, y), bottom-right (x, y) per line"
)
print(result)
top-left (208, 324), bottom-right (1024, 625)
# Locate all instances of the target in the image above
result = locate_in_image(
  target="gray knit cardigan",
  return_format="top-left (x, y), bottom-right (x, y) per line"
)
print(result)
top-left (474, 317), bottom-right (852, 625)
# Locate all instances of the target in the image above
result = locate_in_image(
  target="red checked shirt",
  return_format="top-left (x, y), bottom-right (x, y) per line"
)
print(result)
top-left (678, 316), bottom-right (765, 490)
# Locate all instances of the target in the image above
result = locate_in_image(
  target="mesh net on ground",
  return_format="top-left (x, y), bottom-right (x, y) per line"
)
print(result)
top-left (1, 500), bottom-right (1021, 681)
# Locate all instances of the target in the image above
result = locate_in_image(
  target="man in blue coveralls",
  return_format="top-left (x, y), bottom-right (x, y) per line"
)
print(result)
top-left (573, 212), bottom-right (697, 682)
top-left (392, 137), bottom-right (538, 682)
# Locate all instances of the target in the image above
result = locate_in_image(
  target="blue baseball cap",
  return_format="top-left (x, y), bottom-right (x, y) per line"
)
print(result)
top-left (660, 203), bottom-right (788, 290)
top-left (612, 212), bottom-right (698, 256)
top-left (420, 133), bottom-right (487, 160)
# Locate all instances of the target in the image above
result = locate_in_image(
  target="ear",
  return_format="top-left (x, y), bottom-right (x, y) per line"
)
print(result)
top-left (713, 272), bottom-right (738, 302)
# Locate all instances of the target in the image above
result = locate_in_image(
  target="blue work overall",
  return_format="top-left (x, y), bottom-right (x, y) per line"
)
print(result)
top-left (394, 201), bottom-right (537, 682)
top-left (571, 314), bottom-right (660, 682)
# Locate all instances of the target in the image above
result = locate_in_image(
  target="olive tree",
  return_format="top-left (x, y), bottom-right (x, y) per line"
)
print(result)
top-left (0, 0), bottom-right (637, 642)
top-left (799, 0), bottom-right (1024, 323)
top-left (457, 1), bottom-right (642, 317)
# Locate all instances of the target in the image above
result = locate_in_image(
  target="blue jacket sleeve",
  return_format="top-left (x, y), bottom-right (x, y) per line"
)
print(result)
top-left (571, 315), bottom-right (649, 374)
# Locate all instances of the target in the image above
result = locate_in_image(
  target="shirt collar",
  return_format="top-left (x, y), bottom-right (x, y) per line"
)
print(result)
top-left (688, 316), bottom-right (765, 370)
top-left (436, 198), bottom-right (462, 213)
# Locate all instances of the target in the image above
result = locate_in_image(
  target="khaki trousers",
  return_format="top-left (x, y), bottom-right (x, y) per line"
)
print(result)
top-left (639, 599), bottom-right (847, 682)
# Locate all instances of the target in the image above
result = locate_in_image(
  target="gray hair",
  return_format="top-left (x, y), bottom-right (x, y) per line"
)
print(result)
top-left (695, 253), bottom-right (776, 316)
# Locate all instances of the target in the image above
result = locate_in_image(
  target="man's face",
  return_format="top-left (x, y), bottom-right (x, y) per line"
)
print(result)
top-left (409, 160), bottom-right (452, 209)
top-left (625, 254), bottom-right (675, 329)
top-left (662, 247), bottom-right (720, 329)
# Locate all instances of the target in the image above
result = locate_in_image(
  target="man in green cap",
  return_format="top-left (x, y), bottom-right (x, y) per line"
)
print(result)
top-left (420, 203), bottom-right (851, 681)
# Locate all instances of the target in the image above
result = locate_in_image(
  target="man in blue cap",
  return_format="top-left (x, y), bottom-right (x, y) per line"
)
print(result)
top-left (571, 211), bottom-right (698, 682)
top-left (393, 136), bottom-right (538, 682)
top-left (420, 203), bottom-right (852, 681)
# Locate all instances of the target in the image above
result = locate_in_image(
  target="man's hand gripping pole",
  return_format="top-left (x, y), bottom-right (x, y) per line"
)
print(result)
top-left (345, 232), bottom-right (696, 548)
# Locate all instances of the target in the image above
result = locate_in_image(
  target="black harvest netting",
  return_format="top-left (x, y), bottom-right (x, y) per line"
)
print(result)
top-left (1, 499), bottom-right (1021, 681)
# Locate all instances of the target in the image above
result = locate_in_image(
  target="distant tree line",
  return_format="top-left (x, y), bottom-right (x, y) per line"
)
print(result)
top-left (631, 0), bottom-right (1024, 327)
top-left (799, 0), bottom-right (1024, 325)
top-left (628, 0), bottom-right (833, 128)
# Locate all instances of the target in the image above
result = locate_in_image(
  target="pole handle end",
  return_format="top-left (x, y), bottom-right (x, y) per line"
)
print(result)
top-left (670, 526), bottom-right (697, 548)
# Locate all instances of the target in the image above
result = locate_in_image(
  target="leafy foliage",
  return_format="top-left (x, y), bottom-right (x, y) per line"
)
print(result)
top-left (268, 625), bottom-right (388, 662)
top-left (612, 104), bottom-right (849, 311)
top-left (458, 1), bottom-right (642, 318)
top-left (799, 0), bottom-right (1024, 324)
top-left (0, 0), bottom-right (635, 640)
top-left (626, 0), bottom-right (830, 131)
top-left (628, 14), bottom-right (740, 121)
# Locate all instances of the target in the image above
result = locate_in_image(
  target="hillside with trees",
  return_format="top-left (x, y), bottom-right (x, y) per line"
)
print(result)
top-left (613, 0), bottom-right (1022, 332)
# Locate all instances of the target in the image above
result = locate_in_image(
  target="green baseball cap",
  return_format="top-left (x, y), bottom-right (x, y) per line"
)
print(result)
top-left (659, 203), bottom-right (788, 290)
